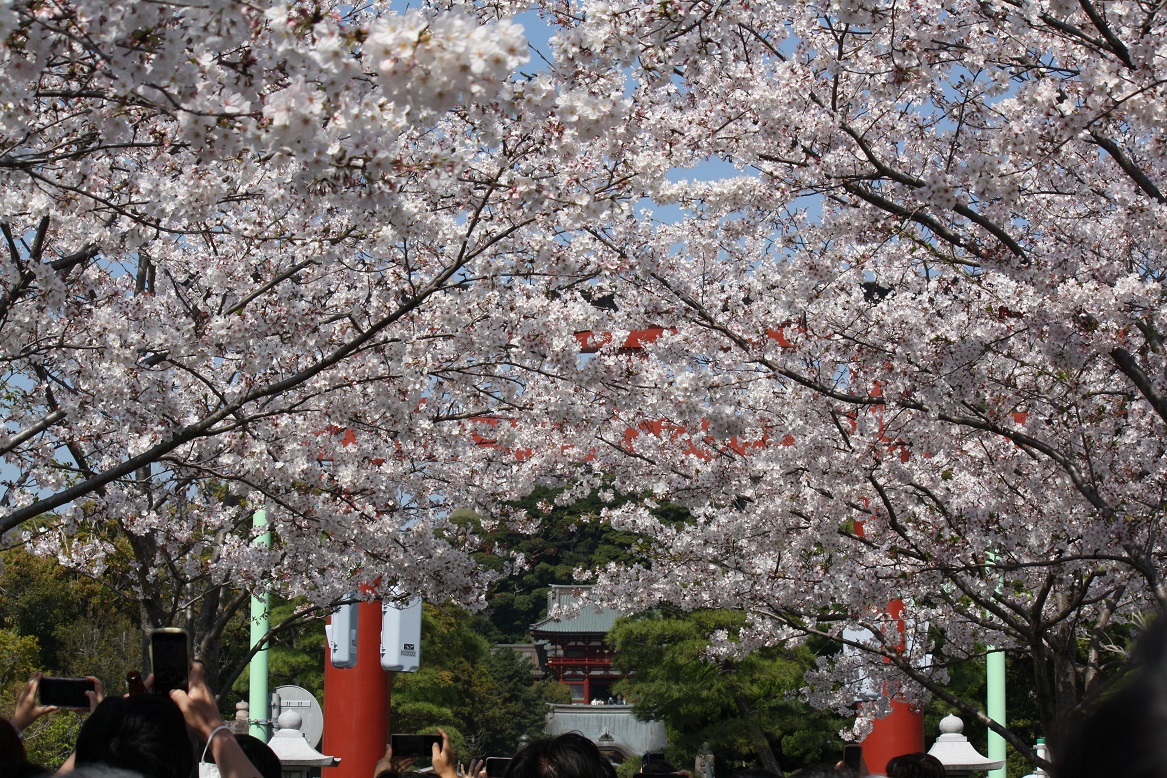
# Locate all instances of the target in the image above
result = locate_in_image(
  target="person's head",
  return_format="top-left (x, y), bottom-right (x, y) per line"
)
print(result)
top-left (787, 765), bottom-right (859, 778)
top-left (1058, 617), bottom-right (1167, 778)
top-left (885, 753), bottom-right (945, 778)
top-left (230, 734), bottom-right (281, 778)
top-left (74, 695), bottom-right (194, 778)
top-left (0, 717), bottom-right (27, 763)
top-left (640, 760), bottom-right (679, 775)
top-left (505, 734), bottom-right (616, 778)
top-left (731, 769), bottom-right (783, 778)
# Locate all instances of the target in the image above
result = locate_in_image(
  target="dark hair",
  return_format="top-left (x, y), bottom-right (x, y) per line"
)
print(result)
top-left (731, 770), bottom-right (783, 778)
top-left (788, 765), bottom-right (860, 778)
top-left (505, 734), bottom-right (616, 778)
top-left (0, 717), bottom-right (27, 763)
top-left (201, 734), bottom-right (281, 778)
top-left (885, 753), bottom-right (945, 778)
top-left (74, 695), bottom-right (195, 778)
top-left (0, 759), bottom-right (50, 778)
top-left (640, 761), bottom-right (679, 775)
top-left (1058, 617), bottom-right (1167, 778)
top-left (232, 734), bottom-right (281, 778)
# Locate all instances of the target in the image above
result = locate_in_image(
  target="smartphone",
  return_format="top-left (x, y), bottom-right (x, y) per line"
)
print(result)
top-left (486, 758), bottom-right (512, 778)
top-left (150, 627), bottom-right (190, 695)
top-left (642, 754), bottom-right (666, 769)
top-left (390, 733), bottom-right (443, 758)
top-left (842, 744), bottom-right (863, 771)
top-left (38, 677), bottom-right (96, 709)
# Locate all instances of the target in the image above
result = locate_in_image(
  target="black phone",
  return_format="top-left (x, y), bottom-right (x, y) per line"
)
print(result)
top-left (150, 627), bottom-right (190, 695)
top-left (842, 744), bottom-right (862, 771)
top-left (38, 676), bottom-right (96, 709)
top-left (486, 758), bottom-right (512, 778)
top-left (391, 733), bottom-right (443, 758)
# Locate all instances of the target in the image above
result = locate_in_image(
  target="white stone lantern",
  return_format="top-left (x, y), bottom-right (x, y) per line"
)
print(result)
top-left (926, 714), bottom-right (1006, 778)
top-left (266, 709), bottom-right (340, 778)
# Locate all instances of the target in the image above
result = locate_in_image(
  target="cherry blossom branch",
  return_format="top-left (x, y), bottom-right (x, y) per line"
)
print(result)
top-left (1088, 132), bottom-right (1167, 204)
top-left (760, 607), bottom-right (1050, 769)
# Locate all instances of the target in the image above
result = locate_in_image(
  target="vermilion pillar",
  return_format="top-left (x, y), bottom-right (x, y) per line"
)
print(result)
top-left (861, 699), bottom-right (925, 775)
top-left (323, 600), bottom-right (392, 778)
top-left (860, 599), bottom-right (925, 774)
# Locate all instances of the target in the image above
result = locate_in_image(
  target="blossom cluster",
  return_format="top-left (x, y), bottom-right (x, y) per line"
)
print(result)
top-left (366, 10), bottom-right (529, 113)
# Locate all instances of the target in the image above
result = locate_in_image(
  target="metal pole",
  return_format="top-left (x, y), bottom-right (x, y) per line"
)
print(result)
top-left (986, 649), bottom-right (1006, 778)
top-left (249, 508), bottom-right (272, 741)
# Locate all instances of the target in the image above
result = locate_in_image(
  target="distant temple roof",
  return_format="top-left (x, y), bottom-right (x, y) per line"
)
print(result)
top-left (531, 585), bottom-right (622, 635)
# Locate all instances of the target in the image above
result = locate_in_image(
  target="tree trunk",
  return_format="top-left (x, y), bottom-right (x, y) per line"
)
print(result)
top-left (734, 692), bottom-right (783, 776)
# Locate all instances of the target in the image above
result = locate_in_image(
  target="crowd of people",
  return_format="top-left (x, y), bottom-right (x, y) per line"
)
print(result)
top-left (0, 663), bottom-right (947, 778)
top-left (0, 665), bottom-right (265, 778)
top-left (4, 628), bottom-right (1162, 778)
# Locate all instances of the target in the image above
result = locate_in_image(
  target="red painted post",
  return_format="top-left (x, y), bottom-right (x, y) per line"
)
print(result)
top-left (323, 600), bottom-right (392, 778)
top-left (860, 599), bottom-right (925, 774)
top-left (861, 698), bottom-right (925, 775)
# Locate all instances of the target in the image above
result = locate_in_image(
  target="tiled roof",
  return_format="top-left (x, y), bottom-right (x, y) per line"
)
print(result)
top-left (531, 585), bottom-right (622, 634)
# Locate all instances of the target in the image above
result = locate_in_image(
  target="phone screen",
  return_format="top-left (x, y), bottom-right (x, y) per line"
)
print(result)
top-left (391, 734), bottom-right (442, 758)
top-left (842, 744), bottom-right (862, 771)
top-left (486, 758), bottom-right (512, 778)
top-left (39, 677), bottom-right (96, 709)
top-left (151, 629), bottom-right (190, 695)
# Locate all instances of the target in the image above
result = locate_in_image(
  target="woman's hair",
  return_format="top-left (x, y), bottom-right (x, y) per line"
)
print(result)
top-left (1059, 617), bottom-right (1167, 778)
top-left (886, 753), bottom-right (945, 778)
top-left (505, 734), bottom-right (617, 778)
top-left (74, 695), bottom-right (195, 778)
top-left (0, 717), bottom-right (27, 763)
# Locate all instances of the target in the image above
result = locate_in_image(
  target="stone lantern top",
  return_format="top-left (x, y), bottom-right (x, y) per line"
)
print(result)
top-left (267, 710), bottom-right (340, 767)
top-left (926, 715), bottom-right (1006, 775)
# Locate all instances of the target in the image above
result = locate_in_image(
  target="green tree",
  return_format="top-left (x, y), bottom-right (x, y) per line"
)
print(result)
top-left (479, 643), bottom-right (571, 754)
top-left (0, 546), bottom-right (146, 692)
top-left (0, 627), bottom-right (40, 706)
top-left (463, 486), bottom-right (682, 643)
top-left (229, 597), bottom-right (326, 703)
top-left (609, 609), bottom-right (846, 777)
top-left (392, 603), bottom-right (569, 759)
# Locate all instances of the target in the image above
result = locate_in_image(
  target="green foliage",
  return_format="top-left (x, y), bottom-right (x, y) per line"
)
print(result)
top-left (0, 547), bottom-right (142, 765)
top-left (609, 609), bottom-right (846, 775)
top-left (465, 485), bottom-right (677, 643)
top-left (0, 549), bottom-right (125, 670)
top-left (230, 598), bottom-right (326, 703)
top-left (0, 627), bottom-right (40, 691)
top-left (22, 710), bottom-right (86, 769)
top-left (480, 642), bottom-right (572, 752)
top-left (392, 603), bottom-right (570, 759)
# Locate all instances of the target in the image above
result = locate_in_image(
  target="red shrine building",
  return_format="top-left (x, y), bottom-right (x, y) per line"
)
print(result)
top-left (532, 585), bottom-right (625, 704)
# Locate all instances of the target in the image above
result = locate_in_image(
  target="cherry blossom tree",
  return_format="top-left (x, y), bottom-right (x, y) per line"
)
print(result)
top-left (5, 0), bottom-right (1167, 765)
top-left (0, 0), bottom-right (626, 652)
top-left (543, 0), bottom-right (1167, 766)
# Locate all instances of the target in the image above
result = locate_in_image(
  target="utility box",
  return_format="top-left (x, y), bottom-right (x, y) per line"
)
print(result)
top-left (325, 593), bottom-right (358, 669)
top-left (380, 597), bottom-right (422, 672)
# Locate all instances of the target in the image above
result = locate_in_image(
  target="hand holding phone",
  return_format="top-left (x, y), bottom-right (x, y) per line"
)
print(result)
top-left (390, 734), bottom-right (444, 758)
top-left (13, 674), bottom-right (56, 731)
top-left (37, 676), bottom-right (97, 709)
